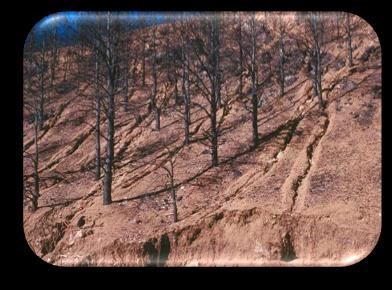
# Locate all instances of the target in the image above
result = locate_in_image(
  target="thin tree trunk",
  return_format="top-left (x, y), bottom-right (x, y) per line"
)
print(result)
top-left (252, 93), bottom-right (259, 148)
top-left (103, 12), bottom-right (114, 205)
top-left (32, 114), bottom-right (39, 212)
top-left (279, 33), bottom-right (285, 98)
top-left (95, 51), bottom-right (101, 181)
top-left (38, 85), bottom-right (44, 131)
top-left (124, 65), bottom-right (129, 112)
top-left (63, 54), bottom-right (69, 82)
top-left (211, 97), bottom-right (218, 167)
top-left (182, 43), bottom-right (190, 145)
top-left (155, 108), bottom-right (161, 130)
top-left (151, 27), bottom-right (160, 131)
top-left (142, 39), bottom-right (146, 87)
top-left (310, 14), bottom-right (324, 109)
top-left (346, 13), bottom-right (353, 67)
top-left (174, 81), bottom-right (179, 107)
top-left (37, 39), bottom-right (45, 131)
top-left (251, 15), bottom-right (259, 147)
top-left (123, 39), bottom-right (130, 112)
top-left (103, 84), bottom-right (114, 205)
top-left (336, 13), bottom-right (340, 39)
top-left (170, 169), bottom-right (178, 222)
top-left (50, 23), bottom-right (57, 92)
top-left (238, 17), bottom-right (243, 97)
top-left (315, 44), bottom-right (324, 109)
top-left (210, 17), bottom-right (220, 166)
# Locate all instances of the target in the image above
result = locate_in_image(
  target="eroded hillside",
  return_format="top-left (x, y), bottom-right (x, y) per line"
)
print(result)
top-left (23, 13), bottom-right (381, 266)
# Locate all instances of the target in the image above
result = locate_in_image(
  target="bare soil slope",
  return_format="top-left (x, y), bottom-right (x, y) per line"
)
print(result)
top-left (23, 15), bottom-right (381, 266)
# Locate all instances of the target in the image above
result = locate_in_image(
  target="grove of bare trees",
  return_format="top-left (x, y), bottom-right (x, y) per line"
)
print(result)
top-left (24, 12), bottom-right (360, 217)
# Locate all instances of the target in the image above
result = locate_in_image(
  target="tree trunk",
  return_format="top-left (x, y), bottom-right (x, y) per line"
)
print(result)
top-left (170, 173), bottom-right (178, 222)
top-left (142, 39), bottom-right (146, 87)
top-left (211, 97), bottom-right (218, 167)
top-left (103, 12), bottom-right (114, 205)
top-left (279, 33), bottom-right (285, 98)
top-left (184, 98), bottom-right (190, 145)
top-left (95, 52), bottom-right (101, 181)
top-left (174, 81), bottom-right (179, 107)
top-left (182, 44), bottom-right (190, 145)
top-left (251, 15), bottom-right (259, 147)
top-left (123, 38), bottom-right (130, 112)
top-left (152, 27), bottom-right (160, 131)
top-left (38, 88), bottom-right (44, 131)
top-left (238, 18), bottom-right (243, 97)
top-left (252, 92), bottom-right (259, 148)
top-left (63, 53), bottom-right (69, 82)
top-left (210, 17), bottom-right (220, 167)
top-left (315, 44), bottom-right (324, 109)
top-left (346, 13), bottom-right (353, 67)
top-left (50, 23), bottom-right (57, 92)
top-left (37, 39), bottom-right (45, 131)
top-left (336, 13), bottom-right (340, 38)
top-left (32, 114), bottom-right (40, 212)
top-left (103, 86), bottom-right (114, 205)
top-left (310, 14), bottom-right (324, 110)
top-left (155, 107), bottom-right (161, 131)
top-left (124, 65), bottom-right (129, 112)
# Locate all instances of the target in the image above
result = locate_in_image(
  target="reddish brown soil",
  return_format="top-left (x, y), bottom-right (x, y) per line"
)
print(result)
top-left (23, 14), bottom-right (381, 266)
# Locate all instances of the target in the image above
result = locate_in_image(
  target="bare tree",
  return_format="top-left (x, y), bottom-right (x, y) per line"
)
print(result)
top-left (23, 31), bottom-right (42, 211)
top-left (22, 113), bottom-right (40, 212)
top-left (77, 12), bottom-right (129, 204)
top-left (177, 21), bottom-right (192, 145)
top-left (207, 15), bottom-right (221, 166)
top-left (307, 12), bottom-right (326, 109)
top-left (161, 146), bottom-right (181, 223)
top-left (147, 21), bottom-right (162, 131)
top-left (187, 15), bottom-right (222, 166)
top-left (102, 12), bottom-right (116, 205)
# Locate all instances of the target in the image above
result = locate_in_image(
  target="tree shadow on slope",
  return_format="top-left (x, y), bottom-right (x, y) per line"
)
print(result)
top-left (112, 115), bottom-right (302, 205)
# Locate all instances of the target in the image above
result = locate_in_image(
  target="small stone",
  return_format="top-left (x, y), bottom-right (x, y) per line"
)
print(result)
top-left (76, 230), bottom-right (84, 238)
top-left (77, 216), bottom-right (86, 228)
top-left (233, 170), bottom-right (243, 177)
top-left (68, 230), bottom-right (83, 246)
top-left (79, 255), bottom-right (92, 266)
top-left (177, 196), bottom-right (183, 202)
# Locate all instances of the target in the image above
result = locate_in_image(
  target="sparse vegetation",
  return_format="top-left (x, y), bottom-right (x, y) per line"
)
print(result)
top-left (23, 12), bottom-right (381, 266)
